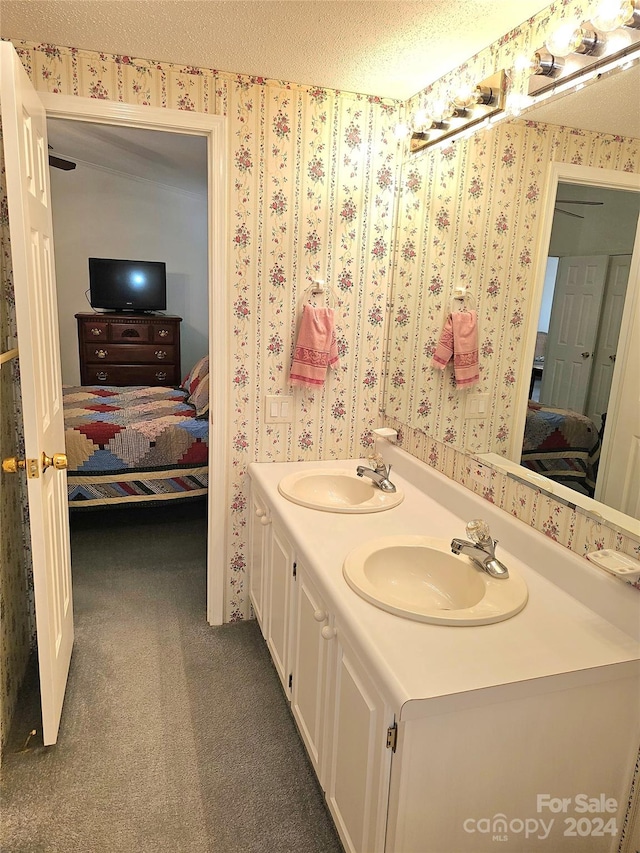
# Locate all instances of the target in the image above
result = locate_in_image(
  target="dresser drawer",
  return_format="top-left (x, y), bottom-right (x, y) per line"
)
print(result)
top-left (83, 364), bottom-right (180, 386)
top-left (152, 323), bottom-right (176, 344)
top-left (82, 344), bottom-right (176, 365)
top-left (80, 321), bottom-right (109, 342)
top-left (109, 321), bottom-right (151, 342)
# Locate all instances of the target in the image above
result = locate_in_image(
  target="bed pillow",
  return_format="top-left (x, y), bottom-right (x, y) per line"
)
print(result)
top-left (188, 373), bottom-right (209, 418)
top-left (181, 355), bottom-right (209, 396)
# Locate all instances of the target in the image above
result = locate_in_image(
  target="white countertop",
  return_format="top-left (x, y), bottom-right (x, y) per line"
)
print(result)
top-left (249, 450), bottom-right (640, 721)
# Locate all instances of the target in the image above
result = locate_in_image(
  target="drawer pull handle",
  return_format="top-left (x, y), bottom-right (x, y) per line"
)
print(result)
top-left (313, 610), bottom-right (328, 623)
top-left (95, 349), bottom-right (108, 359)
top-left (96, 371), bottom-right (108, 382)
top-left (155, 371), bottom-right (167, 381)
top-left (155, 350), bottom-right (167, 360)
top-left (158, 329), bottom-right (169, 338)
top-left (90, 327), bottom-right (103, 336)
top-left (321, 626), bottom-right (336, 640)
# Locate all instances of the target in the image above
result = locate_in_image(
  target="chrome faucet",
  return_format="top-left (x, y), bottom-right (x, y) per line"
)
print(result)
top-left (356, 453), bottom-right (396, 493)
top-left (451, 519), bottom-right (509, 579)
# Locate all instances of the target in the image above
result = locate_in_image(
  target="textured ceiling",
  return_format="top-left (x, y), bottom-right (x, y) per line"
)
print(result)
top-left (1, 0), bottom-right (552, 100)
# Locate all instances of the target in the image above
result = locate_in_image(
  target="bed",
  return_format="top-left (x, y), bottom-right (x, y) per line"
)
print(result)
top-left (520, 402), bottom-right (600, 497)
top-left (63, 356), bottom-right (209, 508)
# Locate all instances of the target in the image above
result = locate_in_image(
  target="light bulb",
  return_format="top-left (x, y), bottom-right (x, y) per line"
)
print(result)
top-left (394, 122), bottom-right (410, 139)
top-left (430, 99), bottom-right (455, 123)
top-left (591, 0), bottom-right (634, 31)
top-left (452, 83), bottom-right (478, 110)
top-left (545, 21), bottom-right (586, 55)
top-left (413, 108), bottom-right (431, 131)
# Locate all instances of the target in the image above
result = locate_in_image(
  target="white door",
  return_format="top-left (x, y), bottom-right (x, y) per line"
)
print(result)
top-left (596, 223), bottom-right (640, 515)
top-left (539, 255), bottom-right (608, 412)
top-left (585, 254), bottom-right (631, 429)
top-left (1, 42), bottom-right (73, 745)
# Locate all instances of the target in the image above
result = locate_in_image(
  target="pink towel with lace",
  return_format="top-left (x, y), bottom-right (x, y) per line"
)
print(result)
top-left (289, 304), bottom-right (340, 387)
top-left (432, 310), bottom-right (479, 387)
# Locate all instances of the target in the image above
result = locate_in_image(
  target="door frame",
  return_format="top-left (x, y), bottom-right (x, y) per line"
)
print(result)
top-left (39, 93), bottom-right (228, 626)
top-left (510, 161), bottom-right (640, 468)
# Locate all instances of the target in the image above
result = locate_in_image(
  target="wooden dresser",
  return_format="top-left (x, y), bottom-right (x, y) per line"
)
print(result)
top-left (75, 313), bottom-right (182, 386)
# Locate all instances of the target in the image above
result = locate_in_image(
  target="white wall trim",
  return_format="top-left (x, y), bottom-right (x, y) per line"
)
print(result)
top-left (39, 93), bottom-right (228, 626)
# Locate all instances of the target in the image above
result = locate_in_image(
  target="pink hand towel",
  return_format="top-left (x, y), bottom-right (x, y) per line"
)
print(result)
top-left (431, 310), bottom-right (479, 387)
top-left (289, 304), bottom-right (340, 388)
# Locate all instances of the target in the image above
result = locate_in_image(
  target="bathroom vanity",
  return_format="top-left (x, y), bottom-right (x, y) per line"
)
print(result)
top-left (248, 445), bottom-right (640, 853)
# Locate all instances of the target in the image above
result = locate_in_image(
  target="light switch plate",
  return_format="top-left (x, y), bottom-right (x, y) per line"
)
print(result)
top-left (465, 393), bottom-right (490, 419)
top-left (264, 395), bottom-right (294, 423)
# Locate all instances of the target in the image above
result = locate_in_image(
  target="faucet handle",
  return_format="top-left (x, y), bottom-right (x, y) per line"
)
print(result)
top-left (466, 519), bottom-right (492, 545)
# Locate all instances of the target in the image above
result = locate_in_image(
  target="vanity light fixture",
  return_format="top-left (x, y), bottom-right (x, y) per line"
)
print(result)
top-left (592, 0), bottom-right (639, 31)
top-left (408, 70), bottom-right (506, 154)
top-left (528, 7), bottom-right (640, 96)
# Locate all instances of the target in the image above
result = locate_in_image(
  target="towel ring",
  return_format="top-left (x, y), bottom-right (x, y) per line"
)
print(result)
top-left (450, 286), bottom-right (476, 313)
top-left (303, 279), bottom-right (339, 309)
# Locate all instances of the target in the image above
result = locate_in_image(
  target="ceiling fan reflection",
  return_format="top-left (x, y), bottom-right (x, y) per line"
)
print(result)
top-left (47, 144), bottom-right (76, 171)
top-left (554, 199), bottom-right (604, 219)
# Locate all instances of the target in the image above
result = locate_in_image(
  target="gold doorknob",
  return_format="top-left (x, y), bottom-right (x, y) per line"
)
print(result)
top-left (42, 452), bottom-right (68, 471)
top-left (2, 456), bottom-right (26, 474)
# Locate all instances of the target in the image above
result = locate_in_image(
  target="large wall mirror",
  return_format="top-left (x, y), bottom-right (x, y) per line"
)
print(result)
top-left (383, 60), bottom-right (640, 532)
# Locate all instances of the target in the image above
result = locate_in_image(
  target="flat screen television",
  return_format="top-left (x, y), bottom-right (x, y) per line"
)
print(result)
top-left (88, 257), bottom-right (167, 312)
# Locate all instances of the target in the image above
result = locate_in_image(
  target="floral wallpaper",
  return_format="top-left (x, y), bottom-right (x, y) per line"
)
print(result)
top-left (385, 117), bottom-right (640, 454)
top-left (6, 40), bottom-right (402, 624)
top-left (2, 0), bottom-right (640, 760)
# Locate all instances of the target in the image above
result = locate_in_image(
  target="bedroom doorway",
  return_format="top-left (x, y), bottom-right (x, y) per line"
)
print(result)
top-left (39, 93), bottom-right (228, 627)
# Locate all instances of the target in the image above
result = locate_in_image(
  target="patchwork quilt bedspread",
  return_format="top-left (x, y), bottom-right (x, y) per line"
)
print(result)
top-left (521, 403), bottom-right (600, 497)
top-left (63, 385), bottom-right (208, 507)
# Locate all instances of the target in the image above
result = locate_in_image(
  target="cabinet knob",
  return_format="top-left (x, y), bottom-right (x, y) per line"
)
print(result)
top-left (95, 349), bottom-right (108, 359)
top-left (260, 515), bottom-right (272, 526)
top-left (313, 609), bottom-right (328, 623)
top-left (321, 626), bottom-right (336, 640)
top-left (155, 350), bottom-right (167, 360)
top-left (255, 508), bottom-right (265, 518)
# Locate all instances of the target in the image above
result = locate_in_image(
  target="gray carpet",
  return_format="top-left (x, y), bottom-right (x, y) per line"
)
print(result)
top-left (0, 502), bottom-right (343, 853)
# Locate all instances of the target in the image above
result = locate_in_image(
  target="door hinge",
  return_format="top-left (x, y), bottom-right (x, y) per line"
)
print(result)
top-left (288, 673), bottom-right (293, 690)
top-left (386, 723), bottom-right (397, 752)
top-left (293, 561), bottom-right (297, 578)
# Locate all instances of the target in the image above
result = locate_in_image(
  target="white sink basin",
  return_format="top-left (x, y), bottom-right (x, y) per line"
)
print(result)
top-left (278, 469), bottom-right (404, 513)
top-left (343, 536), bottom-right (528, 625)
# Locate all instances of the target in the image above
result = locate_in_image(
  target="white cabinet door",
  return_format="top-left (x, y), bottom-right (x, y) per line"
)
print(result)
top-left (266, 521), bottom-right (295, 696)
top-left (325, 628), bottom-right (394, 853)
top-left (291, 561), bottom-right (331, 785)
top-left (248, 489), bottom-right (268, 634)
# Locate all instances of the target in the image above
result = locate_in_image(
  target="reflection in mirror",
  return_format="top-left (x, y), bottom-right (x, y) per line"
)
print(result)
top-left (383, 60), bottom-right (640, 534)
top-left (520, 181), bottom-right (640, 513)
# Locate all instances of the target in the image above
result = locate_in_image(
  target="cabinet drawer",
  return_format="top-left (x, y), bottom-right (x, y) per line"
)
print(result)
top-left (82, 344), bottom-right (176, 364)
top-left (82, 364), bottom-right (179, 386)
top-left (152, 323), bottom-right (176, 344)
top-left (109, 322), bottom-right (151, 342)
top-left (80, 321), bottom-right (109, 342)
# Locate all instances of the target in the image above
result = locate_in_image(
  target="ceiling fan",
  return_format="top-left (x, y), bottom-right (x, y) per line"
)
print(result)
top-left (554, 199), bottom-right (604, 219)
top-left (48, 144), bottom-right (76, 171)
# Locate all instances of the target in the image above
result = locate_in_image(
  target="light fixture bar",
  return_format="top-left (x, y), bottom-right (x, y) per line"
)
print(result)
top-left (529, 15), bottom-right (640, 96)
top-left (410, 70), bottom-right (506, 154)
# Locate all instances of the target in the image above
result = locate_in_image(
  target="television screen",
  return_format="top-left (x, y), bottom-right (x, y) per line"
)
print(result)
top-left (88, 258), bottom-right (167, 312)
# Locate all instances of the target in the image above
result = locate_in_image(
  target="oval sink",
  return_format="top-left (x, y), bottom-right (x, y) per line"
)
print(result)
top-left (343, 536), bottom-right (528, 625)
top-left (278, 469), bottom-right (404, 513)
